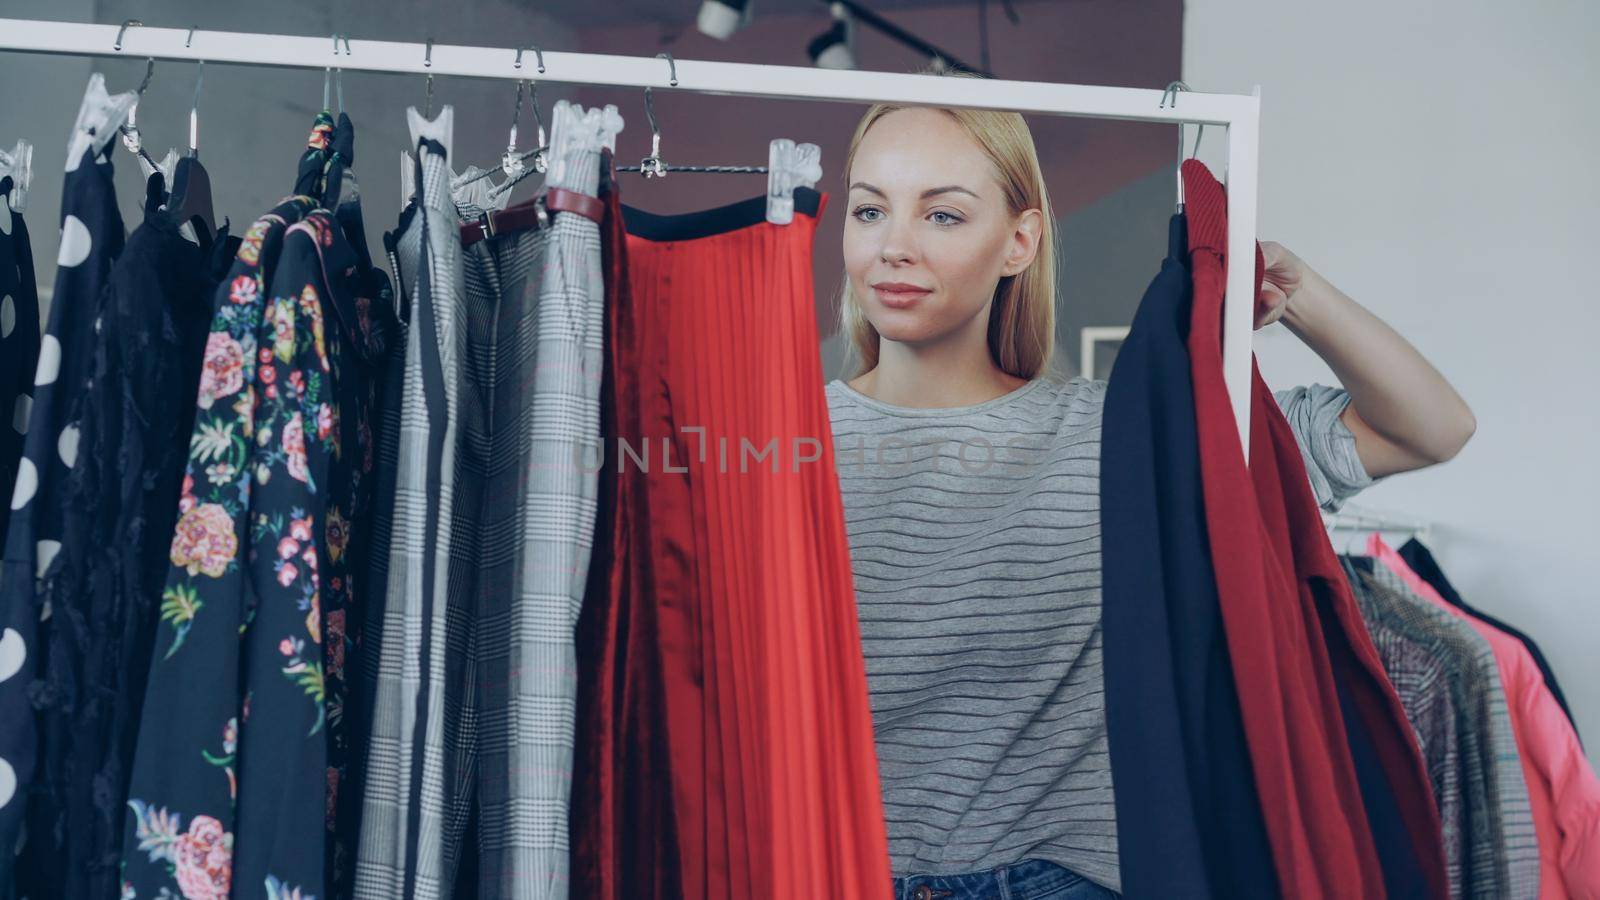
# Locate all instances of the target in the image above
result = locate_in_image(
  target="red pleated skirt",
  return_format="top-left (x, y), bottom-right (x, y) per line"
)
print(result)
top-left (573, 176), bottom-right (891, 900)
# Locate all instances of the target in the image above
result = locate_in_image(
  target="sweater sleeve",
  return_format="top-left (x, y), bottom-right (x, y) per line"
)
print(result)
top-left (1273, 383), bottom-right (1381, 513)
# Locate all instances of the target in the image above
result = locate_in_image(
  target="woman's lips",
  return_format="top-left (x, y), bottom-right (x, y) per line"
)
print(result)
top-left (874, 286), bottom-right (931, 308)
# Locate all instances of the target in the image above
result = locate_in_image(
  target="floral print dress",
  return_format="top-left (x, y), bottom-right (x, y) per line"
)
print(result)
top-left (120, 119), bottom-right (395, 899)
top-left (119, 192), bottom-right (318, 900)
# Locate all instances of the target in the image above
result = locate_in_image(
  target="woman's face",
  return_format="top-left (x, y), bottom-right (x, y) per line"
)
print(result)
top-left (843, 107), bottom-right (1041, 348)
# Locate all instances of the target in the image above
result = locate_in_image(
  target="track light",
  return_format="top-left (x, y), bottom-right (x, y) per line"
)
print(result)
top-left (697, 0), bottom-right (753, 40)
top-left (808, 4), bottom-right (855, 69)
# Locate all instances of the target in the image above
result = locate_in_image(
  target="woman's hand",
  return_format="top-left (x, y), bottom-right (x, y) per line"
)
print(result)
top-left (1254, 240), bottom-right (1303, 330)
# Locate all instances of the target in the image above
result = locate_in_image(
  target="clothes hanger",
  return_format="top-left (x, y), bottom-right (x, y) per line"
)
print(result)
top-left (117, 58), bottom-right (162, 174)
top-left (506, 47), bottom-right (551, 179)
top-left (459, 72), bottom-right (551, 195)
top-left (614, 53), bottom-right (822, 224)
top-left (320, 35), bottom-right (355, 210)
top-left (460, 99), bottom-right (621, 248)
top-left (401, 39), bottom-right (440, 206)
top-left (323, 35), bottom-right (348, 123)
top-left (1160, 80), bottom-right (1205, 213)
top-left (293, 35), bottom-right (356, 210)
top-left (165, 34), bottom-right (217, 242)
top-left (398, 37), bottom-right (505, 215)
top-left (459, 44), bottom-right (552, 190)
top-left (423, 38), bottom-right (435, 119)
top-left (112, 57), bottom-right (184, 222)
top-left (0, 139), bottom-right (31, 212)
top-left (480, 75), bottom-right (554, 201)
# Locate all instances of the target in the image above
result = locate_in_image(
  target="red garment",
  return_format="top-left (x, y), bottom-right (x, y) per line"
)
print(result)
top-left (1182, 158), bottom-right (1448, 900)
top-left (1371, 535), bottom-right (1600, 899)
top-left (572, 179), bottom-right (892, 899)
top-left (571, 162), bottom-right (685, 900)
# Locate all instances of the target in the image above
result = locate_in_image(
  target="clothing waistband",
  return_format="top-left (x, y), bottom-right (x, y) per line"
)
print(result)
top-left (621, 186), bottom-right (821, 242)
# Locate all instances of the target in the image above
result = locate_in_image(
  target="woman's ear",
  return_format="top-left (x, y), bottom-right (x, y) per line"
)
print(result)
top-left (1001, 208), bottom-right (1044, 277)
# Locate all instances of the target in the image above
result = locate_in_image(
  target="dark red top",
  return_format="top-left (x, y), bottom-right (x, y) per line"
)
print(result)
top-left (1181, 157), bottom-right (1448, 899)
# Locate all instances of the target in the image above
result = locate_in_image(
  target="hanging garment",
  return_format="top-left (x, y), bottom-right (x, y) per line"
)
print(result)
top-left (346, 186), bottom-right (414, 900)
top-left (1344, 554), bottom-right (1541, 898)
top-left (1346, 554), bottom-right (1471, 899)
top-left (122, 115), bottom-right (394, 900)
top-left (358, 101), bottom-right (614, 899)
top-left (450, 99), bottom-right (614, 897)
top-left (0, 174), bottom-right (39, 550)
top-left (14, 172), bottom-right (236, 900)
top-left (1101, 210), bottom-right (1278, 898)
top-left (118, 191), bottom-right (317, 898)
top-left (573, 183), bottom-right (892, 900)
top-left (0, 73), bottom-right (136, 892)
top-left (281, 107), bottom-right (410, 899)
top-left (1181, 157), bottom-right (1448, 899)
top-left (570, 150), bottom-right (685, 900)
top-left (1332, 624), bottom-right (1437, 899)
top-left (355, 105), bottom-right (468, 900)
top-left (1371, 535), bottom-right (1600, 899)
top-left (1398, 538), bottom-right (1580, 743)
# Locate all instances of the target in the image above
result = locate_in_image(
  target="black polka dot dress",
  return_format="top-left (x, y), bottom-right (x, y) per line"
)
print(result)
top-left (0, 72), bottom-right (136, 887)
top-left (0, 170), bottom-right (40, 550)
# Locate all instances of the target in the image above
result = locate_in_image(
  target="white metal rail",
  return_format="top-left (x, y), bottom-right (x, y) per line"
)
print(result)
top-left (0, 17), bottom-right (1263, 458)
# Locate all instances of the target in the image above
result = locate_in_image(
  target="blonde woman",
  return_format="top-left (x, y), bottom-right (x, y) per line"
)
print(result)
top-left (823, 86), bottom-right (1475, 899)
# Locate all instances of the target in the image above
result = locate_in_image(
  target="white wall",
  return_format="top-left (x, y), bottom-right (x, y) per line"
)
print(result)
top-left (1184, 1), bottom-right (1600, 765)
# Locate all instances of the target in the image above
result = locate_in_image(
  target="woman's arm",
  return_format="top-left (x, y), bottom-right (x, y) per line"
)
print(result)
top-left (1257, 242), bottom-right (1476, 478)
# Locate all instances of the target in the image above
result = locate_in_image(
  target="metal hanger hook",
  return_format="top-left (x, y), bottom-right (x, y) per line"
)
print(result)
top-left (644, 85), bottom-right (660, 143)
top-left (640, 84), bottom-right (665, 177)
top-left (514, 45), bottom-right (545, 74)
top-left (123, 59), bottom-right (155, 152)
top-left (1163, 81), bottom-right (1196, 208)
top-left (509, 79), bottom-right (525, 149)
top-left (1160, 80), bottom-right (1205, 154)
top-left (422, 38), bottom-right (437, 116)
top-left (327, 34), bottom-right (348, 112)
top-left (190, 59), bottom-right (204, 153)
top-left (529, 80), bottom-right (546, 149)
top-left (185, 25), bottom-right (197, 48)
top-left (656, 51), bottom-right (678, 87)
top-left (114, 19), bottom-right (142, 52)
top-left (1160, 79), bottom-right (1188, 109)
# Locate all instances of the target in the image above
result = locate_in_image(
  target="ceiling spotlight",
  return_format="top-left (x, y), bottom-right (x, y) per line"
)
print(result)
top-left (808, 3), bottom-right (855, 69)
top-left (697, 0), bottom-right (753, 40)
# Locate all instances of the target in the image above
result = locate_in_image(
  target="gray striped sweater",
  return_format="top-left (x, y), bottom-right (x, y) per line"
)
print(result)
top-left (825, 373), bottom-right (1375, 891)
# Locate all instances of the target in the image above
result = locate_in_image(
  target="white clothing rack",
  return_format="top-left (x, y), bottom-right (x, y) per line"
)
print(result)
top-left (0, 17), bottom-right (1264, 459)
top-left (1323, 503), bottom-right (1432, 542)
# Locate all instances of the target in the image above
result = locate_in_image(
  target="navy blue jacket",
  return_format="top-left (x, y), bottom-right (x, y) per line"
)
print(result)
top-left (1101, 212), bottom-right (1278, 898)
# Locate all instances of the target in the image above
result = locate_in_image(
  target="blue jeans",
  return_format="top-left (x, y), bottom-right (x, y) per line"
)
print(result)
top-left (892, 859), bottom-right (1121, 900)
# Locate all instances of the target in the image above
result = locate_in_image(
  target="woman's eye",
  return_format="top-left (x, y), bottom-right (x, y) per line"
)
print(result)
top-left (851, 206), bottom-right (882, 223)
top-left (930, 211), bottom-right (963, 225)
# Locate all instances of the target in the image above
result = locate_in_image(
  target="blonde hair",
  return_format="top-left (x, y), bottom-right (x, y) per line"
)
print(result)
top-left (838, 69), bottom-right (1058, 381)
